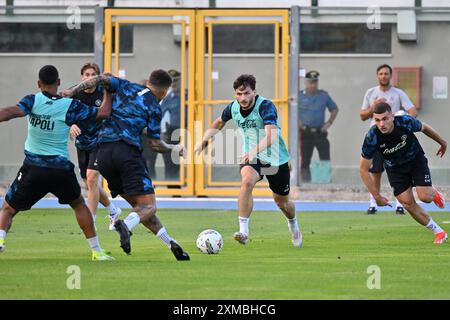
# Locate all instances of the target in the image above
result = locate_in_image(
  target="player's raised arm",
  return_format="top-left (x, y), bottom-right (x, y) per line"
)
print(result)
top-left (60, 75), bottom-right (114, 97)
top-left (95, 89), bottom-right (112, 120)
top-left (194, 116), bottom-right (227, 155)
top-left (0, 106), bottom-right (26, 123)
top-left (421, 122), bottom-right (447, 157)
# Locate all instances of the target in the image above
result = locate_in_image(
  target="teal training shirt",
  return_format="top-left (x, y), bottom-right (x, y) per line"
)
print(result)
top-left (17, 91), bottom-right (99, 170)
top-left (222, 95), bottom-right (290, 166)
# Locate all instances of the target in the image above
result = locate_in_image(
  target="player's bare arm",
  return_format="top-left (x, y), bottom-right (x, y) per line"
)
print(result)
top-left (0, 106), bottom-right (26, 123)
top-left (61, 75), bottom-right (113, 97)
top-left (421, 123), bottom-right (447, 157)
top-left (148, 138), bottom-right (186, 156)
top-left (241, 124), bottom-right (277, 164)
top-left (194, 116), bottom-right (226, 155)
top-left (95, 89), bottom-right (112, 120)
top-left (359, 156), bottom-right (390, 206)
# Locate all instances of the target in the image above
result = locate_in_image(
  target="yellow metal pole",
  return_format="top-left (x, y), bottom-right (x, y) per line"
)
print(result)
top-left (207, 22), bottom-right (214, 186)
top-left (114, 21), bottom-right (119, 77)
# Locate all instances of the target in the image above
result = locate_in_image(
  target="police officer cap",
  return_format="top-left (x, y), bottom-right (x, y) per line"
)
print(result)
top-left (305, 70), bottom-right (320, 82)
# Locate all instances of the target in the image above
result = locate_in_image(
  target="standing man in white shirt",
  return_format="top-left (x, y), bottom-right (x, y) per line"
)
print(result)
top-left (360, 64), bottom-right (418, 215)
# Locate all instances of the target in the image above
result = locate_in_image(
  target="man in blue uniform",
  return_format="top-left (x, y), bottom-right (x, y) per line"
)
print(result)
top-left (61, 69), bottom-right (189, 260)
top-left (195, 74), bottom-right (302, 248)
top-left (70, 62), bottom-right (121, 230)
top-left (299, 70), bottom-right (338, 182)
top-left (360, 102), bottom-right (447, 244)
top-left (0, 65), bottom-right (114, 260)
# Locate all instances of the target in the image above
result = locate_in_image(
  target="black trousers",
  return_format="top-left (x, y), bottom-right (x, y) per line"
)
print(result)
top-left (300, 128), bottom-right (331, 182)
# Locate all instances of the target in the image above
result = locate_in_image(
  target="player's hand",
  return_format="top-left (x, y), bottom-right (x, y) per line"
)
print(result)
top-left (60, 89), bottom-right (74, 98)
top-left (374, 194), bottom-right (391, 207)
top-left (70, 124), bottom-right (81, 138)
top-left (173, 144), bottom-right (186, 158)
top-left (240, 152), bottom-right (256, 165)
top-left (371, 97), bottom-right (386, 109)
top-left (194, 140), bottom-right (208, 155)
top-left (321, 121), bottom-right (331, 133)
top-left (437, 141), bottom-right (447, 158)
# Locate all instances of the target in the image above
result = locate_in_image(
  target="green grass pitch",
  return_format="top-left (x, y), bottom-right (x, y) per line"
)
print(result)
top-left (1, 208), bottom-right (450, 299)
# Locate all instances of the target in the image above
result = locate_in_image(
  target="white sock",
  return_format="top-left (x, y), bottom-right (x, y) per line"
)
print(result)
top-left (124, 212), bottom-right (140, 231)
top-left (287, 216), bottom-right (299, 234)
top-left (426, 218), bottom-right (444, 235)
top-left (107, 202), bottom-right (117, 216)
top-left (0, 229), bottom-right (6, 240)
top-left (369, 193), bottom-right (378, 208)
top-left (396, 199), bottom-right (403, 209)
top-left (239, 217), bottom-right (249, 236)
top-left (87, 236), bottom-right (102, 253)
top-left (156, 227), bottom-right (174, 246)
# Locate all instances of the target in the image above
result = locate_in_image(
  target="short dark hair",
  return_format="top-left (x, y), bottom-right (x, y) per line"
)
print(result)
top-left (148, 69), bottom-right (172, 88)
top-left (233, 74), bottom-right (256, 90)
top-left (373, 102), bottom-right (392, 114)
top-left (376, 64), bottom-right (392, 75)
top-left (80, 62), bottom-right (100, 75)
top-left (39, 65), bottom-right (59, 85)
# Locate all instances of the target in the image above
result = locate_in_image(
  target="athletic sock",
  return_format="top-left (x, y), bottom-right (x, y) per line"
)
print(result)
top-left (0, 229), bottom-right (6, 240)
top-left (87, 236), bottom-right (102, 253)
top-left (107, 202), bottom-right (118, 216)
top-left (426, 218), bottom-right (444, 234)
top-left (239, 217), bottom-right (249, 236)
top-left (156, 227), bottom-right (174, 246)
top-left (369, 193), bottom-right (378, 208)
top-left (123, 212), bottom-right (140, 231)
top-left (287, 216), bottom-right (299, 234)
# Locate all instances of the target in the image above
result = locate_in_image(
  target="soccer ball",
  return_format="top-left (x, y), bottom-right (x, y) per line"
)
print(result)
top-left (196, 229), bottom-right (223, 254)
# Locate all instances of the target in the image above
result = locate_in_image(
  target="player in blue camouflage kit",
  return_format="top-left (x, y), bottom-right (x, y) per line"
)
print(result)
top-left (62, 69), bottom-right (189, 260)
top-left (195, 74), bottom-right (302, 248)
top-left (69, 62), bottom-right (121, 231)
top-left (360, 102), bottom-right (448, 244)
top-left (0, 65), bottom-right (114, 260)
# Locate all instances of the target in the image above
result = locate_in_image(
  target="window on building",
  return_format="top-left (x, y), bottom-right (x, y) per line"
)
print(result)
top-left (206, 24), bottom-right (280, 54)
top-left (300, 23), bottom-right (392, 54)
top-left (0, 23), bottom-right (133, 53)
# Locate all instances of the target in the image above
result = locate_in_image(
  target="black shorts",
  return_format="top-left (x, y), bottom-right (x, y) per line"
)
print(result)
top-left (385, 153), bottom-right (432, 196)
top-left (240, 159), bottom-right (291, 196)
top-left (369, 151), bottom-right (384, 174)
top-left (76, 147), bottom-right (99, 179)
top-left (5, 163), bottom-right (81, 211)
top-left (97, 141), bottom-right (155, 198)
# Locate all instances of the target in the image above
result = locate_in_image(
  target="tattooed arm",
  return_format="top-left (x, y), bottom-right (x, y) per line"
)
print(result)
top-left (60, 75), bottom-right (113, 97)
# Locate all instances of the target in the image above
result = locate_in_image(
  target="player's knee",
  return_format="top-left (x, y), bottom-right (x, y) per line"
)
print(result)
top-left (241, 177), bottom-right (256, 190)
top-left (1, 202), bottom-right (18, 216)
top-left (418, 193), bottom-right (433, 203)
top-left (398, 198), bottom-right (415, 210)
top-left (134, 204), bottom-right (157, 217)
top-left (86, 175), bottom-right (99, 189)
